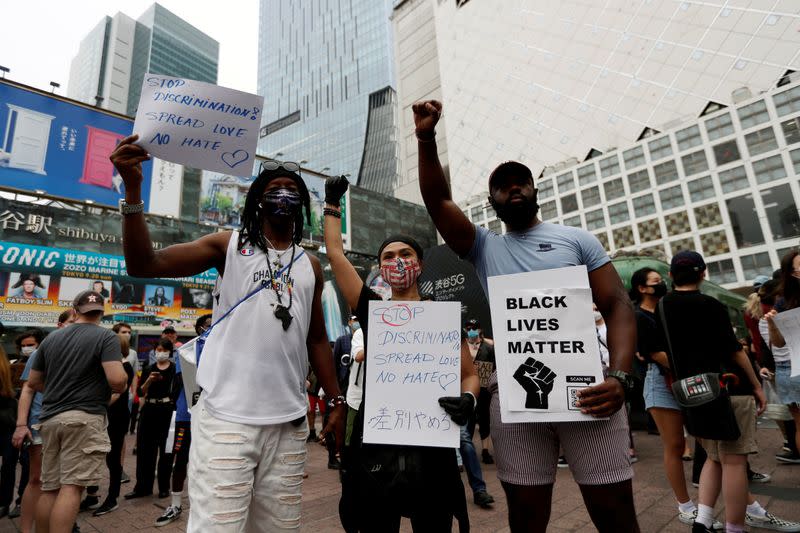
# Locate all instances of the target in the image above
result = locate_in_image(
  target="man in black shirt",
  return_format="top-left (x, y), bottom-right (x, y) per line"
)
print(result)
top-left (651, 251), bottom-right (765, 533)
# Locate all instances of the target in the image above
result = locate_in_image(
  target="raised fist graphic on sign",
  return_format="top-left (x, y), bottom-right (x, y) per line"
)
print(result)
top-left (513, 357), bottom-right (557, 409)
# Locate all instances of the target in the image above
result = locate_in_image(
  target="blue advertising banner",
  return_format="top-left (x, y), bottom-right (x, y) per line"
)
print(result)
top-left (0, 80), bottom-right (153, 209)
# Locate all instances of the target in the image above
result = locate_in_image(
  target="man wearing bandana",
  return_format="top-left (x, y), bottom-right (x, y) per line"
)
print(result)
top-left (413, 101), bottom-right (640, 533)
top-left (110, 136), bottom-right (344, 532)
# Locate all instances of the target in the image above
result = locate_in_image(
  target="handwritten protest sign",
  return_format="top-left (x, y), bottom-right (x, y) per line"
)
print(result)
top-left (771, 307), bottom-right (800, 377)
top-left (363, 301), bottom-right (461, 448)
top-left (488, 266), bottom-right (605, 423)
top-left (133, 74), bottom-right (263, 177)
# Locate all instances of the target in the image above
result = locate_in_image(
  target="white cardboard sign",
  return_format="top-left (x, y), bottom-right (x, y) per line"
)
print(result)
top-left (363, 301), bottom-right (461, 448)
top-left (133, 74), bottom-right (264, 177)
top-left (771, 307), bottom-right (800, 377)
top-left (488, 266), bottom-right (605, 423)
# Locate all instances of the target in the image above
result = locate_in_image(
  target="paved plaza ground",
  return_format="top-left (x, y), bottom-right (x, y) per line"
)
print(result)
top-left (1, 422), bottom-right (797, 532)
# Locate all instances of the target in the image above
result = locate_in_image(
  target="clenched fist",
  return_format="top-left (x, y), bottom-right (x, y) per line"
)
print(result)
top-left (412, 100), bottom-right (442, 134)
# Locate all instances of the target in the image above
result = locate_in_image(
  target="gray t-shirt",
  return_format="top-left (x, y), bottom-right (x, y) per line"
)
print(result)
top-left (466, 222), bottom-right (610, 293)
top-left (32, 323), bottom-right (121, 420)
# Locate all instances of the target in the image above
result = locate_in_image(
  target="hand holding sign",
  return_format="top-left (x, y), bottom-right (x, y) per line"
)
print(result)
top-left (438, 393), bottom-right (475, 425)
top-left (109, 135), bottom-right (151, 196)
top-left (575, 377), bottom-right (625, 418)
top-left (513, 357), bottom-right (557, 409)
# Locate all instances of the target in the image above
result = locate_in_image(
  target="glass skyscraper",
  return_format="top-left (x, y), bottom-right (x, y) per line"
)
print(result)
top-left (257, 0), bottom-right (396, 181)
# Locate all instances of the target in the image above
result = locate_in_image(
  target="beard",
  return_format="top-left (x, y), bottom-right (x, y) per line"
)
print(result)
top-left (493, 197), bottom-right (539, 228)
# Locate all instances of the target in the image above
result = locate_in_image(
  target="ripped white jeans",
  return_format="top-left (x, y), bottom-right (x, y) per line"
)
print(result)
top-left (187, 398), bottom-right (309, 532)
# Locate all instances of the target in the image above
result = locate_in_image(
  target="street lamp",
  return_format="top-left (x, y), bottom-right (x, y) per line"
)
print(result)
top-left (94, 95), bottom-right (104, 107)
top-left (49, 81), bottom-right (60, 93)
top-left (0, 66), bottom-right (8, 79)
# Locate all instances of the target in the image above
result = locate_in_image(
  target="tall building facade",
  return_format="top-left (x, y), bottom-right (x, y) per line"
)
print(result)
top-left (393, 0), bottom-right (800, 205)
top-left (67, 3), bottom-right (219, 116)
top-left (257, 0), bottom-right (399, 186)
top-left (460, 78), bottom-right (800, 289)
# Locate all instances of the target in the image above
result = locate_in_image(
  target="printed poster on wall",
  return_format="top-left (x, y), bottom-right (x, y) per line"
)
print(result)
top-left (363, 301), bottom-right (461, 448)
top-left (487, 266), bottom-right (605, 423)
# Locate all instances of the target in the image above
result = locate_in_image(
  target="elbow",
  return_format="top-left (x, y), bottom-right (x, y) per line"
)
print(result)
top-left (111, 378), bottom-right (128, 393)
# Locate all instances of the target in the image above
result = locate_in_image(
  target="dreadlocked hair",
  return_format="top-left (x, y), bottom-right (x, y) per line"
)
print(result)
top-left (238, 169), bottom-right (312, 251)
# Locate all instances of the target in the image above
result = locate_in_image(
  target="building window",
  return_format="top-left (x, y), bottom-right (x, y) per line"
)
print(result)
top-left (670, 237), bottom-right (695, 255)
top-left (777, 245), bottom-right (800, 262)
top-left (594, 231), bottom-right (609, 250)
top-left (781, 117), bottom-right (800, 146)
top-left (539, 178), bottom-right (554, 199)
top-left (604, 178), bottom-right (625, 201)
top-left (773, 85), bottom-right (800, 117)
top-left (705, 112), bottom-right (734, 140)
top-left (791, 148), bottom-right (800, 174)
top-left (737, 100), bottom-right (770, 129)
top-left (761, 184), bottom-right (800, 240)
top-left (744, 127), bottom-right (779, 156)
top-left (612, 227), bottom-right (635, 248)
top-left (688, 176), bottom-right (715, 202)
top-left (599, 154), bottom-right (620, 177)
top-left (486, 205), bottom-right (496, 218)
top-left (557, 172), bottom-right (575, 192)
top-left (665, 211), bottom-right (691, 235)
top-left (582, 186), bottom-right (601, 208)
top-left (560, 193), bottom-right (578, 214)
top-left (726, 194), bottom-right (765, 248)
top-left (718, 165), bottom-right (749, 193)
top-left (694, 203), bottom-right (723, 228)
top-left (654, 160), bottom-right (679, 185)
top-left (681, 150), bottom-right (709, 176)
top-left (623, 146), bottom-right (646, 169)
top-left (752, 155), bottom-right (787, 184)
top-left (633, 193), bottom-right (656, 218)
top-left (648, 136), bottom-right (673, 161)
top-left (586, 209), bottom-right (605, 230)
top-left (564, 215), bottom-right (582, 228)
top-left (740, 252), bottom-right (772, 281)
top-left (577, 164), bottom-right (597, 185)
top-left (488, 219), bottom-right (503, 234)
top-left (470, 205), bottom-right (484, 222)
top-left (713, 140), bottom-right (741, 166)
top-left (676, 125), bottom-right (702, 151)
top-left (638, 219), bottom-right (662, 242)
top-left (609, 201), bottom-right (630, 224)
top-left (627, 169), bottom-right (651, 193)
top-left (699, 230), bottom-right (730, 256)
top-left (707, 259), bottom-right (737, 284)
top-left (541, 201), bottom-right (557, 220)
top-left (659, 185), bottom-right (685, 210)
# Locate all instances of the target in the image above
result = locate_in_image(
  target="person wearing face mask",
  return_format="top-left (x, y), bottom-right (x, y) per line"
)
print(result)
top-left (414, 100), bottom-right (639, 533)
top-left (125, 339), bottom-right (176, 500)
top-left (324, 176), bottom-right (478, 532)
top-left (111, 137), bottom-right (344, 531)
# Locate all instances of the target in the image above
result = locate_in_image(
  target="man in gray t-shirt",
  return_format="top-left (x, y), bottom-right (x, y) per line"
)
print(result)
top-left (29, 290), bottom-right (128, 533)
top-left (414, 100), bottom-right (640, 532)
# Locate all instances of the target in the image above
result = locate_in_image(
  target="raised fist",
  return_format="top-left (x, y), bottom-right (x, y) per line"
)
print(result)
top-left (325, 175), bottom-right (349, 206)
top-left (513, 357), bottom-right (557, 409)
top-left (412, 100), bottom-right (442, 134)
top-left (109, 134), bottom-right (150, 195)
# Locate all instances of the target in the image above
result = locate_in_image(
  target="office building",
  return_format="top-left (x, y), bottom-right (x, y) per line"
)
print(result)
top-left (256, 0), bottom-right (399, 187)
top-left (460, 77), bottom-right (800, 289)
top-left (68, 3), bottom-right (219, 116)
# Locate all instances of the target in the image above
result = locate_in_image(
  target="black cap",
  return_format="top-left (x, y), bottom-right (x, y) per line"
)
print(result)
top-left (488, 161), bottom-right (533, 190)
top-left (670, 250), bottom-right (706, 275)
top-left (73, 290), bottom-right (105, 314)
top-left (162, 326), bottom-right (176, 334)
top-left (465, 319), bottom-right (481, 329)
top-left (377, 234), bottom-right (424, 261)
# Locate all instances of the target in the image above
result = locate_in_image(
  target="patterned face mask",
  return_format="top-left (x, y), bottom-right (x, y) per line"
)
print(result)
top-left (380, 257), bottom-right (421, 291)
top-left (261, 188), bottom-right (301, 217)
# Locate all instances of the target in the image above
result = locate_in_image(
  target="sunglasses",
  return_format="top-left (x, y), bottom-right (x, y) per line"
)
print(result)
top-left (260, 160), bottom-right (301, 173)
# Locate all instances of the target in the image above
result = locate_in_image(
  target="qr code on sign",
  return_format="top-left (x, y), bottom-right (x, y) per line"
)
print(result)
top-left (567, 387), bottom-right (583, 411)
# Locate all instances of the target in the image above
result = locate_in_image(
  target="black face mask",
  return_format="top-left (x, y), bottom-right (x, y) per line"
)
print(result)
top-left (648, 281), bottom-right (667, 298)
top-left (492, 195), bottom-right (539, 228)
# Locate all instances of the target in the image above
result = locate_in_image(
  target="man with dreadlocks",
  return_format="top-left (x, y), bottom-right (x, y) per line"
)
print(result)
top-left (110, 135), bottom-right (345, 532)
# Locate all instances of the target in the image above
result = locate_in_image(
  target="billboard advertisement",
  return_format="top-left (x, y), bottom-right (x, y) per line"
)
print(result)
top-left (0, 80), bottom-right (166, 212)
top-left (0, 240), bottom-right (216, 329)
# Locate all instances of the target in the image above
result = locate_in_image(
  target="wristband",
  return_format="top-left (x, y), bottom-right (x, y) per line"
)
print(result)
top-left (465, 391), bottom-right (477, 409)
top-left (16, 424), bottom-right (27, 428)
top-left (323, 207), bottom-right (342, 218)
top-left (415, 129), bottom-right (436, 143)
top-left (329, 395), bottom-right (346, 408)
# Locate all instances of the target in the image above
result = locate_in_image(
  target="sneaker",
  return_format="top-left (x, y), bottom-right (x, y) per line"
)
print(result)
top-left (8, 505), bottom-right (20, 519)
top-left (629, 454), bottom-right (639, 464)
top-left (79, 495), bottom-right (100, 511)
top-left (692, 481), bottom-right (700, 488)
top-left (746, 512), bottom-right (800, 532)
top-left (749, 471), bottom-right (772, 483)
top-left (121, 471), bottom-right (130, 484)
top-left (92, 500), bottom-right (118, 517)
top-left (473, 490), bottom-right (495, 508)
top-left (481, 449), bottom-right (494, 464)
top-left (692, 523), bottom-right (715, 533)
top-left (775, 450), bottom-right (800, 464)
top-left (306, 430), bottom-right (317, 442)
top-left (155, 505), bottom-right (182, 527)
top-left (124, 490), bottom-right (151, 500)
top-left (678, 509), bottom-right (724, 531)
top-left (557, 456), bottom-right (568, 468)
top-left (327, 459), bottom-right (341, 470)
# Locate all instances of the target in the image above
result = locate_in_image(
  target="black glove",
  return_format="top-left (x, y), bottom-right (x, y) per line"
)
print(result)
top-left (325, 175), bottom-right (349, 206)
top-left (438, 392), bottom-right (476, 426)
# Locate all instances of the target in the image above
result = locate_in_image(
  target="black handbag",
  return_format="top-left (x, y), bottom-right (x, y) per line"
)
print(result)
top-left (658, 300), bottom-right (741, 441)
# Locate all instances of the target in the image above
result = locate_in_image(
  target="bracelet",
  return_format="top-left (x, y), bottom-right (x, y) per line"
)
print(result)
top-left (415, 129), bottom-right (436, 143)
top-left (323, 207), bottom-right (342, 218)
top-left (329, 395), bottom-right (346, 408)
top-left (16, 424), bottom-right (27, 427)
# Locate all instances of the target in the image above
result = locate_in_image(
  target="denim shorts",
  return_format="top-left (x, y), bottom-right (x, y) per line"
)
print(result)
top-left (775, 360), bottom-right (800, 405)
top-left (644, 363), bottom-right (679, 411)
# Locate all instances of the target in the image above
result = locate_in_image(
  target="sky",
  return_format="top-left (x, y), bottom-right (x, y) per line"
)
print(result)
top-left (2, 0), bottom-right (259, 96)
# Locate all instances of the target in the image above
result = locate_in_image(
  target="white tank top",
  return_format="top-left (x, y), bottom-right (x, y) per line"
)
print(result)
top-left (197, 231), bottom-right (314, 425)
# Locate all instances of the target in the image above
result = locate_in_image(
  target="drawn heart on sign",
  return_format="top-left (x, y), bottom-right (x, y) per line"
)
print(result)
top-left (438, 372), bottom-right (458, 391)
top-left (221, 150), bottom-right (249, 168)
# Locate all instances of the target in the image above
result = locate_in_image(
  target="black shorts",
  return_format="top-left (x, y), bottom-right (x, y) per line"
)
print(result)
top-left (172, 421), bottom-right (191, 467)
